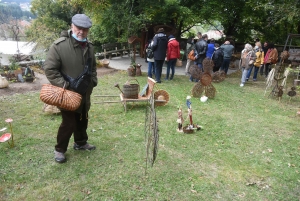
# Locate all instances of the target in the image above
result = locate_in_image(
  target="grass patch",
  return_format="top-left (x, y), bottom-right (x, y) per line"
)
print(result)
top-left (0, 70), bottom-right (300, 200)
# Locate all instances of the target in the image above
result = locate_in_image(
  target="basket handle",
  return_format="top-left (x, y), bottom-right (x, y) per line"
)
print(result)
top-left (59, 82), bottom-right (67, 105)
top-left (125, 78), bottom-right (139, 85)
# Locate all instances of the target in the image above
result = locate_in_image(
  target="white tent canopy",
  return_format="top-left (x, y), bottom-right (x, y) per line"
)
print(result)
top-left (0, 41), bottom-right (36, 55)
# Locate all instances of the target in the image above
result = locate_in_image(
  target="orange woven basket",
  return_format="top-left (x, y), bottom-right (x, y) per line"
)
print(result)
top-left (40, 84), bottom-right (82, 111)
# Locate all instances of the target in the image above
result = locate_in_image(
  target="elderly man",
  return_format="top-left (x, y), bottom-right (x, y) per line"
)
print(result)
top-left (44, 14), bottom-right (98, 163)
top-left (220, 40), bottom-right (235, 74)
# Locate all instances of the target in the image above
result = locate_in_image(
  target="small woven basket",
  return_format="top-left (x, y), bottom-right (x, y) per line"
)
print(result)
top-left (183, 125), bottom-right (194, 134)
top-left (212, 71), bottom-right (221, 83)
top-left (123, 79), bottom-right (140, 99)
top-left (200, 72), bottom-right (212, 86)
top-left (102, 59), bottom-right (110, 67)
top-left (202, 58), bottom-right (214, 73)
top-left (191, 82), bottom-right (204, 97)
top-left (204, 84), bottom-right (216, 98)
top-left (154, 89), bottom-right (170, 106)
top-left (189, 65), bottom-right (202, 80)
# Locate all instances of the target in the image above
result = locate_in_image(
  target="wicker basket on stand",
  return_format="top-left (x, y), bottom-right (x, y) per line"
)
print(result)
top-left (123, 79), bottom-right (140, 99)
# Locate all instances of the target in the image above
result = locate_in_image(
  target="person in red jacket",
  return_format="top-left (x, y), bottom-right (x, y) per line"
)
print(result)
top-left (165, 35), bottom-right (180, 80)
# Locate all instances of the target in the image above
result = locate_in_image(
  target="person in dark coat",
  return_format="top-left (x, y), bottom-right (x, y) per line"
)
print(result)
top-left (189, 34), bottom-right (208, 81)
top-left (212, 43), bottom-right (224, 72)
top-left (44, 14), bottom-right (98, 163)
top-left (152, 28), bottom-right (168, 83)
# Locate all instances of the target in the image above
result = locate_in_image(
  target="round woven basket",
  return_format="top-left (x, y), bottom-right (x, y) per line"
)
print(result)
top-left (204, 84), bottom-right (216, 98)
top-left (154, 90), bottom-right (170, 106)
top-left (202, 58), bottom-right (214, 73)
top-left (102, 59), bottom-right (110, 67)
top-left (189, 65), bottom-right (202, 80)
top-left (200, 72), bottom-right (212, 86)
top-left (191, 82), bottom-right (204, 97)
top-left (212, 71), bottom-right (221, 83)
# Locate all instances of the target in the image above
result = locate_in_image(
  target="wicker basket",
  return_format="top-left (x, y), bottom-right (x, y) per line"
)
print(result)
top-left (204, 84), bottom-right (216, 98)
top-left (191, 82), bottom-right (204, 97)
top-left (40, 84), bottom-right (82, 111)
top-left (202, 58), bottom-right (214, 73)
top-left (200, 72), bottom-right (212, 86)
top-left (183, 125), bottom-right (194, 134)
top-left (154, 89), bottom-right (170, 106)
top-left (123, 79), bottom-right (140, 99)
top-left (212, 71), bottom-right (221, 83)
top-left (43, 103), bottom-right (61, 114)
top-left (189, 65), bottom-right (202, 80)
top-left (102, 59), bottom-right (110, 67)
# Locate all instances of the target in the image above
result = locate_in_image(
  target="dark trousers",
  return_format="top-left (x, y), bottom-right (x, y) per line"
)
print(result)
top-left (166, 58), bottom-right (176, 80)
top-left (221, 58), bottom-right (231, 74)
top-left (55, 106), bottom-right (89, 153)
top-left (155, 60), bottom-right (165, 82)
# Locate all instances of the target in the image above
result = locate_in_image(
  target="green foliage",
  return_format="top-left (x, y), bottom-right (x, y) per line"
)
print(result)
top-left (26, 0), bottom-right (82, 49)
top-left (0, 4), bottom-right (35, 20)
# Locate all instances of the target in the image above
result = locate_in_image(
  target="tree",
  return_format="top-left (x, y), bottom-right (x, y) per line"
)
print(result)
top-left (26, 0), bottom-right (82, 48)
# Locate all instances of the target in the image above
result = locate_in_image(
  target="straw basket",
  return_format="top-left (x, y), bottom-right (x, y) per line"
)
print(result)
top-left (0, 76), bottom-right (9, 89)
top-left (189, 65), bottom-right (202, 80)
top-left (154, 90), bottom-right (170, 106)
top-left (43, 103), bottom-right (61, 114)
top-left (200, 72), bottom-right (212, 86)
top-left (183, 125), bottom-right (194, 134)
top-left (102, 59), bottom-right (110, 67)
top-left (123, 79), bottom-right (140, 99)
top-left (191, 82), bottom-right (204, 97)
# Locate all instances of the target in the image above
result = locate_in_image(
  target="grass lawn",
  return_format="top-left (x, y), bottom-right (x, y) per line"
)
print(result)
top-left (0, 69), bottom-right (300, 200)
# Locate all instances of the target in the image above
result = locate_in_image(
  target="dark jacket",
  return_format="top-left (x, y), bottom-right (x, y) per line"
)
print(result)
top-left (212, 48), bottom-right (224, 67)
top-left (43, 30), bottom-right (98, 113)
top-left (194, 39), bottom-right (208, 64)
top-left (152, 33), bottom-right (168, 60)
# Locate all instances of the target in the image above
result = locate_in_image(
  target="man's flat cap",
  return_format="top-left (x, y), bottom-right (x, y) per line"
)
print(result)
top-left (72, 14), bottom-right (92, 28)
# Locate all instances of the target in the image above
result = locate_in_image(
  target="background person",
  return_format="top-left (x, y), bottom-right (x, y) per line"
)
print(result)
top-left (145, 38), bottom-right (155, 78)
top-left (165, 35), bottom-right (180, 80)
top-left (185, 36), bottom-right (195, 76)
top-left (246, 42), bottom-right (264, 81)
top-left (260, 41), bottom-right (268, 76)
top-left (206, 38), bottom-right (215, 59)
top-left (44, 14), bottom-right (98, 163)
top-left (263, 43), bottom-right (278, 77)
top-left (189, 34), bottom-right (207, 81)
top-left (212, 43), bottom-right (224, 72)
top-left (239, 43), bottom-right (256, 87)
top-left (152, 28), bottom-right (168, 83)
top-left (220, 40), bottom-right (235, 75)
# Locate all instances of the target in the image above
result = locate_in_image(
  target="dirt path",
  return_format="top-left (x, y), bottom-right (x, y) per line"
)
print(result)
top-left (0, 67), bottom-right (119, 96)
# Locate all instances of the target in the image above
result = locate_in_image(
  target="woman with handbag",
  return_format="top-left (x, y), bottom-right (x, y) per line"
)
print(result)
top-left (239, 43), bottom-right (256, 87)
top-left (43, 14), bottom-right (98, 163)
